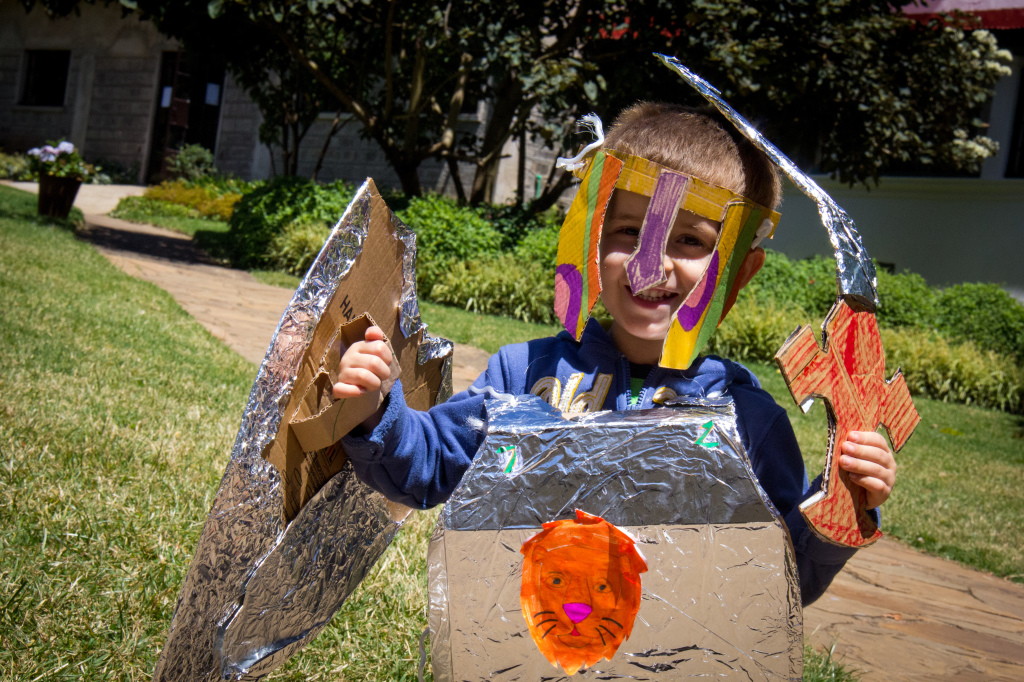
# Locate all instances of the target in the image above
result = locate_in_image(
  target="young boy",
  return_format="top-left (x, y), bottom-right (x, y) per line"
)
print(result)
top-left (333, 103), bottom-right (896, 605)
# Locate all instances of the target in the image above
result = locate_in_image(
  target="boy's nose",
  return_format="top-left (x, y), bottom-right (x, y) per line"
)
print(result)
top-left (663, 252), bottom-right (676, 277)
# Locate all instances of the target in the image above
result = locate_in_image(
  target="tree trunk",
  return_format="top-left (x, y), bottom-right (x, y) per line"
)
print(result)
top-left (516, 123), bottom-right (526, 207)
top-left (469, 77), bottom-right (524, 204)
top-left (446, 157), bottom-right (467, 205)
top-left (389, 153), bottom-right (423, 196)
top-left (312, 111), bottom-right (349, 183)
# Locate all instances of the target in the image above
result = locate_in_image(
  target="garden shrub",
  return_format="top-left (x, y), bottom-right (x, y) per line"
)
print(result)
top-left (267, 220), bottom-right (332, 276)
top-left (475, 204), bottom-right (562, 250)
top-left (397, 194), bottom-right (503, 264)
top-left (168, 143), bottom-right (215, 181)
top-left (742, 251), bottom-right (836, 318)
top-left (87, 157), bottom-right (140, 185)
top-left (707, 299), bottom-right (806, 364)
top-left (882, 327), bottom-right (1023, 413)
top-left (427, 254), bottom-right (554, 324)
top-left (227, 176), bottom-right (356, 268)
top-left (512, 221), bottom-right (560, 271)
top-left (708, 298), bottom-right (1023, 413)
top-left (146, 180), bottom-right (241, 221)
top-left (0, 151), bottom-right (34, 180)
top-left (935, 283), bottom-right (1024, 363)
top-left (876, 269), bottom-right (939, 329)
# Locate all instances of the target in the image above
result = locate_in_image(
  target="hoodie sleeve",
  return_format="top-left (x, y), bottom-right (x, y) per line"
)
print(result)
top-left (340, 350), bottom-right (511, 509)
top-left (731, 385), bottom-right (877, 606)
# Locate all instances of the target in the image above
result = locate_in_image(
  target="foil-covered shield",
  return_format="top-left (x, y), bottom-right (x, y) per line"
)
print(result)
top-left (656, 53), bottom-right (879, 310)
top-left (429, 396), bottom-right (802, 680)
top-left (153, 179), bottom-right (453, 681)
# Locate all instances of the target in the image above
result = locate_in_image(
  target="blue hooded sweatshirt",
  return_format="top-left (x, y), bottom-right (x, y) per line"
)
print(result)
top-left (344, 318), bottom-right (866, 605)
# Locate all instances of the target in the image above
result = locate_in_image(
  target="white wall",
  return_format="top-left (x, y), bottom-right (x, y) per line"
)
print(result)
top-left (771, 175), bottom-right (1024, 297)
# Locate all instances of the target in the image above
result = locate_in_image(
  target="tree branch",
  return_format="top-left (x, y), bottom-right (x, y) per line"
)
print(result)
top-left (383, 0), bottom-right (397, 122)
top-left (261, 18), bottom-right (374, 132)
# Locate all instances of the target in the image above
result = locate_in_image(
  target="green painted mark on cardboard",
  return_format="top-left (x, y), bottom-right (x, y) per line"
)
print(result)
top-left (696, 421), bottom-right (719, 448)
top-left (498, 445), bottom-right (519, 474)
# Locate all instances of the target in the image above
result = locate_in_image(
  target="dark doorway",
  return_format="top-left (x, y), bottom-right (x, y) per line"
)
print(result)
top-left (146, 50), bottom-right (226, 183)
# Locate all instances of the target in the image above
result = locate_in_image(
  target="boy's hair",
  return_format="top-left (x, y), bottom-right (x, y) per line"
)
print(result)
top-left (602, 102), bottom-right (782, 210)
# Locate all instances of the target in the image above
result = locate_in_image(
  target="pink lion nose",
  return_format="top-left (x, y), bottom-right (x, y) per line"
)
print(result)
top-left (562, 602), bottom-right (592, 623)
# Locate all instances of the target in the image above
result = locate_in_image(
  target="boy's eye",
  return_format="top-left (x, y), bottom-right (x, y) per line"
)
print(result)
top-left (674, 232), bottom-right (715, 252)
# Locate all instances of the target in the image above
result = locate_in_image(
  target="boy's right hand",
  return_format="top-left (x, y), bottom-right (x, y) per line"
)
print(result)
top-left (333, 325), bottom-right (395, 399)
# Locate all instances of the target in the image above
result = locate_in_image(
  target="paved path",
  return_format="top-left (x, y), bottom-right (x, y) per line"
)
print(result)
top-left (6, 183), bottom-right (1021, 680)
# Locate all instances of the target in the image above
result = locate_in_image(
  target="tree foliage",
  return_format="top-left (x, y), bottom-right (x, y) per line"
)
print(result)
top-left (23, 0), bottom-right (1012, 206)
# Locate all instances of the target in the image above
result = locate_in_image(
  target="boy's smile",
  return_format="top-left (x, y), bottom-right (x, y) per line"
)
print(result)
top-left (599, 189), bottom-right (721, 364)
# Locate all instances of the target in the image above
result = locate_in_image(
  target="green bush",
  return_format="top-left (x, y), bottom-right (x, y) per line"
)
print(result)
top-left (474, 204), bottom-right (561, 250)
top-left (512, 221), bottom-right (560, 271)
top-left (741, 251), bottom-right (836, 318)
top-left (0, 151), bottom-right (35, 180)
top-left (427, 254), bottom-right (555, 324)
top-left (936, 283), bottom-right (1024, 363)
top-left (883, 327), bottom-right (1023, 413)
top-left (708, 298), bottom-right (1024, 413)
top-left (87, 157), bottom-right (139, 185)
top-left (397, 194), bottom-right (503, 264)
top-left (267, 220), bottom-right (332, 276)
top-left (227, 176), bottom-right (356, 268)
top-left (876, 269), bottom-right (940, 329)
top-left (707, 299), bottom-right (807, 364)
top-left (168, 144), bottom-right (215, 182)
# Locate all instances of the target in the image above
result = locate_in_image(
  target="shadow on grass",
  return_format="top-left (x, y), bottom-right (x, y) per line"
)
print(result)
top-left (193, 228), bottom-right (235, 264)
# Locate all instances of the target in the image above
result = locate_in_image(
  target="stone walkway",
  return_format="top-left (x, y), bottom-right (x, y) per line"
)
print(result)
top-left (6, 182), bottom-right (1022, 680)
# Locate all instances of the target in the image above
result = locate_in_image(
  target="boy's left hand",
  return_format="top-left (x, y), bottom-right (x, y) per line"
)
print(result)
top-left (838, 431), bottom-right (896, 510)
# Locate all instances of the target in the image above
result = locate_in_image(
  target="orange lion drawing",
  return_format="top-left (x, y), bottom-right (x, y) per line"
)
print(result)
top-left (519, 510), bottom-right (648, 675)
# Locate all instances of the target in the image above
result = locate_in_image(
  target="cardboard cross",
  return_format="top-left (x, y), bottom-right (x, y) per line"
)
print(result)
top-left (775, 299), bottom-right (920, 547)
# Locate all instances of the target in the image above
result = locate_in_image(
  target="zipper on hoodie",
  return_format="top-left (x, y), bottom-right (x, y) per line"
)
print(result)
top-left (624, 359), bottom-right (657, 410)
top-left (636, 367), bottom-right (656, 409)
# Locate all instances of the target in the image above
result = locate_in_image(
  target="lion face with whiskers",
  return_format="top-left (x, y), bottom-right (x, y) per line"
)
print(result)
top-left (519, 510), bottom-right (647, 676)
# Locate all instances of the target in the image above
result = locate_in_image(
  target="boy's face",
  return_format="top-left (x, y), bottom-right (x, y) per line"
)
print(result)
top-left (599, 189), bottom-right (764, 364)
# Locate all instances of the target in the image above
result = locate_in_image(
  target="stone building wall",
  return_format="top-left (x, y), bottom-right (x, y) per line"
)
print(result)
top-left (0, 3), bottom-right (176, 183)
top-left (213, 75), bottom-right (264, 180)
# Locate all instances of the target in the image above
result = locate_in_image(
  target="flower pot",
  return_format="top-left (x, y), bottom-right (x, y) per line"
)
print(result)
top-left (37, 174), bottom-right (82, 219)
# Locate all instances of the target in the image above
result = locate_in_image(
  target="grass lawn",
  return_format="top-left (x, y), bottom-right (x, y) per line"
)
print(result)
top-left (2, 184), bottom-right (1020, 681)
top-left (109, 196), bottom-right (229, 237)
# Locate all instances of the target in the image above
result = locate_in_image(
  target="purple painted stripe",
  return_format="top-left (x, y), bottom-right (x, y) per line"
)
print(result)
top-left (625, 171), bottom-right (689, 293)
top-left (555, 263), bottom-right (583, 338)
top-left (676, 249), bottom-right (719, 331)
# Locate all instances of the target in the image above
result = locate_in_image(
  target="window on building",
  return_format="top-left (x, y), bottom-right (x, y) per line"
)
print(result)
top-left (20, 50), bottom-right (71, 107)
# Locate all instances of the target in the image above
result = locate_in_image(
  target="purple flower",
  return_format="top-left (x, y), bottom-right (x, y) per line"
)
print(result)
top-left (41, 152), bottom-right (56, 162)
top-left (27, 147), bottom-right (41, 157)
top-left (57, 141), bottom-right (75, 154)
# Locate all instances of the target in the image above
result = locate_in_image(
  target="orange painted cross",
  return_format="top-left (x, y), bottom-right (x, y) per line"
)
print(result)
top-left (775, 299), bottom-right (921, 548)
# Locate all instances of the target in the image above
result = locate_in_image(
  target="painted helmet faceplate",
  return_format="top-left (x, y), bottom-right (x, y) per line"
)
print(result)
top-left (554, 148), bottom-right (780, 370)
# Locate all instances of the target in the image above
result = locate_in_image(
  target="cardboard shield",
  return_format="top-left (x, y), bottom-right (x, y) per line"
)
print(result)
top-left (428, 396), bottom-right (802, 680)
top-left (153, 179), bottom-right (452, 681)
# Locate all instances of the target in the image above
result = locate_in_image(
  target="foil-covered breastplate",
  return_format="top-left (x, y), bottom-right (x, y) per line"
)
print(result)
top-left (428, 395), bottom-right (802, 680)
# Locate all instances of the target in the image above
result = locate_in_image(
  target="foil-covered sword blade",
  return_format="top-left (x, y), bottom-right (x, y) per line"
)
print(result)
top-left (655, 53), bottom-right (879, 310)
